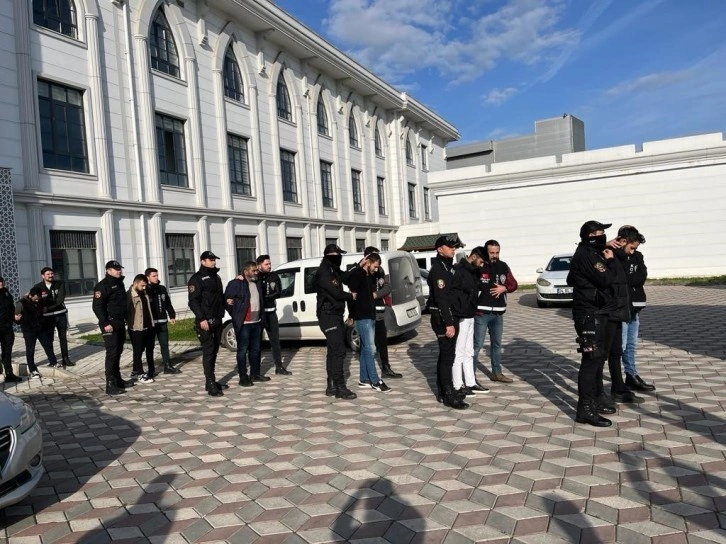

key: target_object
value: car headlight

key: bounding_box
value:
[537,278,552,287]
[17,403,37,434]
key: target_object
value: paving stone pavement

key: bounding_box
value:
[2,285,726,543]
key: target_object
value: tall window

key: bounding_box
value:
[421,144,428,171]
[408,183,417,218]
[223,47,244,102]
[317,97,329,136]
[287,237,303,261]
[320,161,334,208]
[349,113,359,147]
[375,127,383,157]
[277,75,292,121]
[228,134,251,196]
[165,234,195,288]
[38,79,88,173]
[280,150,297,203]
[235,235,256,274]
[406,138,415,167]
[356,239,366,252]
[150,9,180,78]
[351,170,363,213]
[424,187,431,220]
[381,239,389,251]
[49,230,96,296]
[156,113,188,187]
[377,176,386,216]
[33,0,78,38]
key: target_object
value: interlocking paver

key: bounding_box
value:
[2,286,726,543]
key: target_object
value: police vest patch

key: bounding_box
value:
[188,285,196,293]
[331,279,339,286]
[437,279,445,289]
[594,262,606,272]
[93,291,102,299]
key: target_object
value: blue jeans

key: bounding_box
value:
[621,313,640,376]
[355,319,379,384]
[235,322,262,377]
[473,313,503,375]
[154,322,171,366]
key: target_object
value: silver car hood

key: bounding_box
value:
[0,392,22,429]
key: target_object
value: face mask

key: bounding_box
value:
[327,254,343,267]
[586,234,607,250]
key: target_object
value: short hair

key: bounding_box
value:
[242,261,258,274]
[484,240,500,253]
[364,246,380,256]
[144,267,158,276]
[366,252,381,264]
[256,254,270,265]
[40,267,53,275]
[132,274,147,285]
[618,226,645,244]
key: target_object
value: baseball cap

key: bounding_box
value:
[105,260,123,270]
[324,244,347,254]
[200,250,220,260]
[579,220,612,239]
[435,234,463,249]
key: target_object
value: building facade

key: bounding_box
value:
[1,0,458,323]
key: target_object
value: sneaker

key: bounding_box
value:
[470,383,490,393]
[370,381,391,392]
[358,380,372,388]
[138,373,154,384]
[30,370,42,378]
[491,373,514,383]
[462,385,476,397]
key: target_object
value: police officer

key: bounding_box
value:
[315,243,357,400]
[256,255,290,375]
[427,234,468,409]
[92,260,131,395]
[188,251,227,397]
[34,267,75,367]
[145,267,181,374]
[0,277,21,383]
[567,221,621,427]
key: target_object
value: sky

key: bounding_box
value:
[272,0,726,150]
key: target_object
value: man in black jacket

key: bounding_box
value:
[92,260,130,395]
[188,251,227,397]
[427,234,468,409]
[257,255,290,375]
[0,277,21,382]
[34,267,75,367]
[315,244,357,400]
[145,268,181,375]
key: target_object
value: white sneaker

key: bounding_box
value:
[371,381,391,392]
[30,370,42,379]
[138,373,154,384]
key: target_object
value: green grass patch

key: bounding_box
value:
[79,318,201,343]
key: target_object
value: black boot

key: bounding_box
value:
[4,373,22,383]
[106,378,125,396]
[275,364,292,375]
[62,356,75,367]
[625,373,655,392]
[206,380,230,392]
[381,363,402,379]
[576,400,612,427]
[334,379,357,400]
[443,386,469,410]
[206,378,224,397]
[163,362,181,374]
[116,375,135,388]
[595,394,616,415]
[325,377,336,397]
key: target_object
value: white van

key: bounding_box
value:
[221,251,423,351]
[410,250,467,271]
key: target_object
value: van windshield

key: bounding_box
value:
[388,256,418,304]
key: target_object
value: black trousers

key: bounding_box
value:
[46,313,70,359]
[319,314,346,384]
[130,329,155,375]
[574,313,618,403]
[196,322,222,381]
[0,327,15,374]
[103,320,126,381]
[374,318,389,367]
[431,310,459,393]
[262,310,282,366]
[606,320,627,394]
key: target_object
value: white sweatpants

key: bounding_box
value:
[453,317,476,389]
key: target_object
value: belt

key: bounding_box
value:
[476,306,505,313]
[264,308,277,312]
[155,318,168,323]
[46,309,68,316]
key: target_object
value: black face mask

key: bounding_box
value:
[327,254,343,267]
[586,234,607,250]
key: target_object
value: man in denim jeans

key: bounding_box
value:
[473,240,518,384]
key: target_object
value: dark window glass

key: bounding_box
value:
[150,9,180,78]
[375,127,383,157]
[155,113,188,187]
[286,237,302,262]
[349,114,359,147]
[281,150,297,203]
[37,79,88,173]
[228,134,251,196]
[321,161,334,208]
[352,170,363,213]
[406,138,414,166]
[165,234,194,288]
[421,144,428,171]
[317,97,329,136]
[381,239,389,251]
[49,230,96,296]
[356,239,365,252]
[424,187,431,220]
[277,76,292,121]
[408,183,417,218]
[235,235,256,274]
[33,0,78,38]
[223,48,244,101]
[377,176,386,216]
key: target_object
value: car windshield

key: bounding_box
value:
[547,256,572,272]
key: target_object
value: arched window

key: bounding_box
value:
[375,127,383,157]
[317,97,329,136]
[149,8,180,78]
[349,113,359,147]
[33,0,78,39]
[223,47,244,102]
[406,137,415,166]
[277,75,292,121]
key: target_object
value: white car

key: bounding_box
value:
[535,253,574,307]
[419,268,430,310]
[0,391,44,509]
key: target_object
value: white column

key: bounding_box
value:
[295,101,310,217]
[100,209,116,270]
[224,217,235,275]
[198,216,209,254]
[149,212,166,281]
[26,204,45,273]
[257,219,268,255]
[186,57,207,208]
[86,12,112,198]
[248,84,267,214]
[212,67,232,210]
[133,34,161,203]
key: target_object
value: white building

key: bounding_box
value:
[0,0,458,323]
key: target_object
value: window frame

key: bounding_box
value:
[377,176,386,216]
[317,97,329,136]
[375,127,384,158]
[408,183,417,219]
[421,144,428,171]
[49,230,97,297]
[149,8,181,79]
[33,0,78,39]
[406,138,415,167]
[235,235,257,274]
[286,237,303,262]
[228,133,252,196]
[351,169,363,213]
[424,187,431,220]
[280,149,298,204]
[277,75,293,121]
[223,47,244,102]
[320,160,334,209]
[155,113,188,188]
[165,233,195,288]
[349,113,359,148]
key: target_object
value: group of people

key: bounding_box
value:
[0,269,75,383]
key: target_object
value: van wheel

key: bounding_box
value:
[345,325,361,352]
[221,321,237,351]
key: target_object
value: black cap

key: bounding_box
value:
[435,234,463,249]
[579,220,612,239]
[200,251,220,260]
[105,260,123,270]
[324,244,346,255]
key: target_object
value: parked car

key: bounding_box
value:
[0,391,44,510]
[535,253,574,307]
[221,251,423,352]
[419,268,430,310]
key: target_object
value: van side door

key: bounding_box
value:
[274,268,300,341]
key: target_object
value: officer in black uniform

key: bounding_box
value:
[92,260,131,395]
[0,277,22,383]
[188,250,227,397]
[256,254,290,375]
[315,243,357,400]
[567,220,621,427]
[427,234,468,409]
